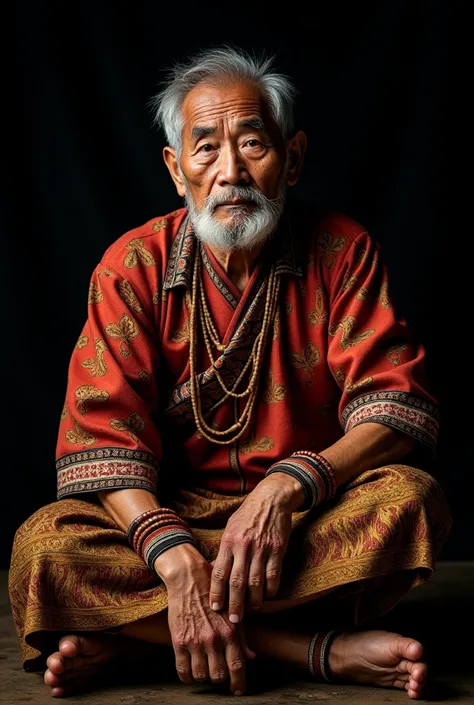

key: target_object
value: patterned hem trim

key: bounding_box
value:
[56,447,159,498]
[57,477,156,499]
[341,391,439,453]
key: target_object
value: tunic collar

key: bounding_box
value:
[163,207,303,291]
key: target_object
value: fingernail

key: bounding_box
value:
[211,602,220,611]
[229,613,240,623]
[234,690,243,696]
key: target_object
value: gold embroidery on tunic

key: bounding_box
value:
[81,339,108,377]
[88,282,103,305]
[124,238,156,269]
[105,315,139,357]
[387,343,408,366]
[344,376,373,394]
[329,315,375,350]
[291,343,320,386]
[240,433,274,454]
[309,286,328,326]
[152,218,167,232]
[110,412,146,443]
[65,418,96,446]
[76,335,89,350]
[118,281,143,313]
[379,281,391,309]
[356,287,369,302]
[319,231,347,268]
[343,274,358,291]
[75,385,110,416]
[263,371,286,404]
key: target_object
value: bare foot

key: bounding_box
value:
[44,633,122,697]
[328,630,427,699]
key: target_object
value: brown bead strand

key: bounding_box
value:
[199,294,259,399]
[128,508,178,546]
[192,270,280,442]
[131,511,182,552]
[189,245,280,444]
[135,518,191,558]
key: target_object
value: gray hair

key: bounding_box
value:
[150,46,297,154]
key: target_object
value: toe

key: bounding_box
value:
[44,669,62,687]
[405,640,423,661]
[411,662,428,683]
[50,685,66,698]
[390,637,423,662]
[46,653,65,674]
[407,685,423,700]
[59,635,81,658]
[393,677,409,690]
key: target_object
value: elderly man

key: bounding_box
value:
[10,47,450,700]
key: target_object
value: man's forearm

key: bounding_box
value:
[258,423,415,511]
[97,488,160,532]
[319,422,416,490]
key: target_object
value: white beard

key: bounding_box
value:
[183,180,287,253]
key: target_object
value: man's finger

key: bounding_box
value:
[247,552,265,611]
[206,646,228,685]
[228,551,249,624]
[225,639,246,695]
[190,647,209,683]
[265,551,282,598]
[209,545,233,611]
[174,647,193,684]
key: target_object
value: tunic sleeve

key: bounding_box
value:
[56,263,162,499]
[326,229,439,459]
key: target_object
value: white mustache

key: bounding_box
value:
[200,187,277,213]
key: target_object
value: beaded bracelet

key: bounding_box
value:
[128,508,180,547]
[135,517,191,557]
[265,451,337,512]
[127,508,197,571]
[132,514,189,553]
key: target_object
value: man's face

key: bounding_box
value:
[179,81,286,218]
[164,80,306,252]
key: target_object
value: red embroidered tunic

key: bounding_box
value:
[56,205,438,499]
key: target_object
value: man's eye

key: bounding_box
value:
[246,140,262,147]
[199,144,214,152]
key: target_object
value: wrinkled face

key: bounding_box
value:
[164,81,306,252]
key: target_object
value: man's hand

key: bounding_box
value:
[155,545,254,695]
[209,472,303,623]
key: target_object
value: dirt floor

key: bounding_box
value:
[1,562,473,705]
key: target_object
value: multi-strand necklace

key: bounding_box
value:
[189,245,280,445]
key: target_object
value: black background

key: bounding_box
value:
[5,1,462,568]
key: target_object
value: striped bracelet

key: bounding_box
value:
[135,517,191,557]
[265,451,337,512]
[143,526,198,571]
[127,508,178,547]
[127,508,197,571]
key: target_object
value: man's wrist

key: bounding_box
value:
[260,472,305,512]
[154,542,209,584]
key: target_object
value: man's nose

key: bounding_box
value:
[216,145,250,186]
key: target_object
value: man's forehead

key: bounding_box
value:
[182,81,270,131]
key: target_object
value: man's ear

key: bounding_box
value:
[286,131,307,186]
[163,147,186,197]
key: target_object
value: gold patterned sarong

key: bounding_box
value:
[9,465,451,671]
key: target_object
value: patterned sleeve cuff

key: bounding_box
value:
[265,451,336,512]
[56,447,159,498]
[341,391,439,459]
